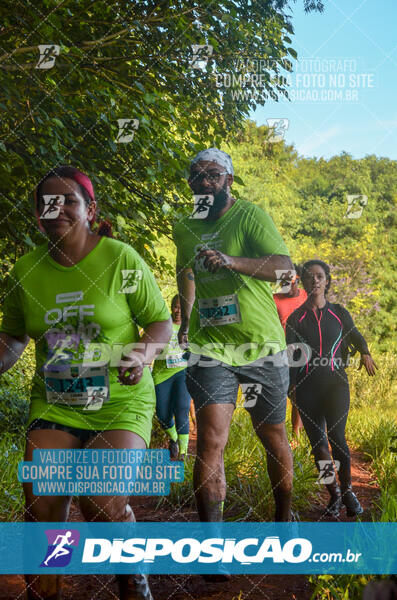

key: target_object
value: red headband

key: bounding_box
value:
[72,171,95,202]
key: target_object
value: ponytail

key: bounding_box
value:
[97,219,113,238]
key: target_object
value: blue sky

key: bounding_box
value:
[251,0,396,160]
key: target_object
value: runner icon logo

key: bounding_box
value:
[36,45,60,69]
[191,195,214,219]
[116,119,140,143]
[40,529,80,567]
[345,194,368,219]
[266,119,289,143]
[317,460,340,485]
[118,270,143,294]
[84,386,108,411]
[241,383,262,408]
[40,195,65,219]
[274,269,296,294]
[190,45,213,70]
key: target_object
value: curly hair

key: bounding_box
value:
[301,260,332,295]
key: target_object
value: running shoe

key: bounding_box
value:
[169,439,179,459]
[342,488,364,517]
[324,494,342,518]
[118,574,154,600]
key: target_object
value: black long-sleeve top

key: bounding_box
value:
[286,301,370,387]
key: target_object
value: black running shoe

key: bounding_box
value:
[325,494,342,518]
[342,488,364,517]
[169,439,179,459]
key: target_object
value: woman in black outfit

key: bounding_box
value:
[286,260,377,517]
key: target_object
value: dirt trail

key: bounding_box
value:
[0,439,380,600]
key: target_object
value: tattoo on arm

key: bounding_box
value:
[187,273,194,280]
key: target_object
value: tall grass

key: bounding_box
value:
[0,342,33,521]
[166,397,319,521]
[0,433,25,521]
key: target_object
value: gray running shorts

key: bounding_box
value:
[186,350,289,425]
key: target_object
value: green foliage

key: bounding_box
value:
[0,0,316,277]
[0,340,35,434]
[227,121,397,351]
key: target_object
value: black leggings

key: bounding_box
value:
[155,370,190,435]
[295,373,351,488]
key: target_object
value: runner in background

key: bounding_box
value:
[286,260,377,518]
[273,264,307,440]
[0,166,172,600]
[152,295,191,460]
[173,148,294,530]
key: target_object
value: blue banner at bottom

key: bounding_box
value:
[0,522,396,575]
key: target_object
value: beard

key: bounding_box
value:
[207,181,228,219]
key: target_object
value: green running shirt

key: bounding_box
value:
[0,237,170,439]
[152,322,187,386]
[172,198,289,366]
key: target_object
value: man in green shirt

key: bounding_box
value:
[173,148,294,526]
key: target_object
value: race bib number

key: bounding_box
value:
[44,362,109,411]
[198,294,242,327]
[166,353,187,369]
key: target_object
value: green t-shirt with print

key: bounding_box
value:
[0,237,170,438]
[152,321,187,386]
[172,198,289,366]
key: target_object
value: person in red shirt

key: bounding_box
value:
[273,264,307,439]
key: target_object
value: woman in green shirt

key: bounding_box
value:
[0,166,172,600]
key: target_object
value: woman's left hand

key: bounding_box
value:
[359,354,378,376]
[117,351,145,385]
